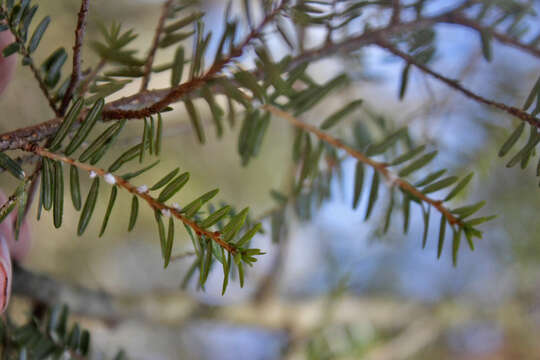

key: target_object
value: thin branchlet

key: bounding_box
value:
[443,12,540,59]
[140,0,174,92]
[391,0,401,25]
[22,143,237,254]
[105,0,291,119]
[262,104,463,227]
[59,0,90,115]
[375,39,540,128]
[0,5,61,116]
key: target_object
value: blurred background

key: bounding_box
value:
[2,0,540,359]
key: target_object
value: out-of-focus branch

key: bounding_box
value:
[11,264,438,331]
[13,264,126,321]
[12,264,486,360]
[364,317,442,360]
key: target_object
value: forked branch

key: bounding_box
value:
[108,0,290,119]
[1,2,537,152]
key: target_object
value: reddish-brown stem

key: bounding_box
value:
[22,143,236,254]
[262,104,462,226]
[27,61,61,117]
[140,0,174,92]
[375,39,540,129]
[0,8,60,116]
[59,0,90,115]
[443,13,540,59]
[106,0,290,119]
[391,0,400,25]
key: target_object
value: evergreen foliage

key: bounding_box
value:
[0,0,538,357]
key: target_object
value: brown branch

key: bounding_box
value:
[59,0,90,115]
[0,15,498,151]
[375,39,540,129]
[27,61,61,117]
[140,0,174,92]
[12,264,128,322]
[22,143,237,254]
[11,263,441,329]
[98,14,452,120]
[0,117,65,151]
[0,0,289,151]
[0,88,154,151]
[261,104,463,227]
[391,0,400,25]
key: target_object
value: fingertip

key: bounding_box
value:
[10,219,31,262]
[0,236,12,313]
[0,190,31,263]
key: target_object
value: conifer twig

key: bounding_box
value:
[140,0,174,92]
[104,0,290,120]
[27,60,61,117]
[0,7,60,116]
[59,0,90,115]
[443,13,540,59]
[261,104,462,227]
[22,143,237,254]
[375,39,540,128]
